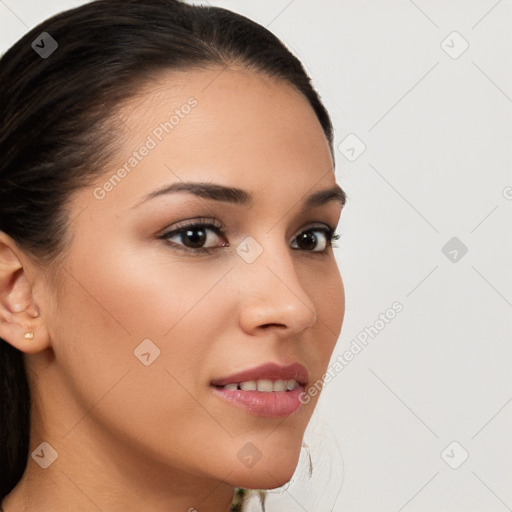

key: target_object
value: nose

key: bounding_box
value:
[236,237,317,338]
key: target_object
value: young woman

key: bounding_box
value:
[0,1,347,510]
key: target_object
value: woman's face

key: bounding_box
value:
[34,67,345,493]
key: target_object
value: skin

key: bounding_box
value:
[0,66,345,512]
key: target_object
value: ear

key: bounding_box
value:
[0,231,51,354]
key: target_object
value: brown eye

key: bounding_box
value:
[158,220,228,254]
[175,227,208,249]
[291,226,338,252]
[296,231,320,251]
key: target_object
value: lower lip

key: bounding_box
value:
[210,385,305,418]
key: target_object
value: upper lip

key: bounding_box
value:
[210,362,308,387]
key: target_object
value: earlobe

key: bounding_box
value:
[0,232,50,354]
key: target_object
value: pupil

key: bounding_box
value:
[183,228,206,248]
[298,232,316,250]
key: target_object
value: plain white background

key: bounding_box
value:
[1,1,511,511]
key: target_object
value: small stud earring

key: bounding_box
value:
[24,332,34,341]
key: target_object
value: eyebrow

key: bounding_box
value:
[134,181,347,211]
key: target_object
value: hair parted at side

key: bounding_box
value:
[0,0,334,501]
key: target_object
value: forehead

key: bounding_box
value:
[117,65,332,161]
[86,66,336,212]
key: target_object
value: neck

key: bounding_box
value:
[2,357,240,512]
[2,414,237,512]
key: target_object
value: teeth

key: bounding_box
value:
[257,379,274,392]
[240,380,257,391]
[221,379,298,392]
[273,379,287,392]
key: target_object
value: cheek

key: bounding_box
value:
[59,237,235,338]
[325,269,345,342]
[306,262,345,360]
[48,248,243,468]
[51,254,239,414]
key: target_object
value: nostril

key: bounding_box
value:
[261,323,286,329]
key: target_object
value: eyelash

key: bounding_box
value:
[157,218,340,256]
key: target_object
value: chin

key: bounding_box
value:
[228,443,302,490]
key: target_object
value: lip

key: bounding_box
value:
[210,362,309,387]
[209,362,309,418]
[210,384,305,418]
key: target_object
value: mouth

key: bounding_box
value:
[209,362,308,418]
[211,378,301,392]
